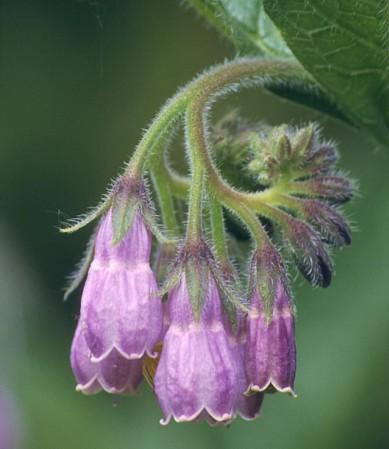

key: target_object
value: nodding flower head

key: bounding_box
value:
[245,243,296,396]
[70,200,163,395]
[154,241,261,425]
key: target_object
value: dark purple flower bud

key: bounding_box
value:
[301,200,351,247]
[291,176,354,204]
[303,144,338,175]
[284,218,333,288]
[80,209,162,362]
[153,243,177,285]
[245,280,296,396]
[70,324,143,394]
[154,273,249,425]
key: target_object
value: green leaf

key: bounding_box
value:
[264,0,389,147]
[186,0,291,56]
[186,0,353,125]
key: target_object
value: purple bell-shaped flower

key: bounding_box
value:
[70,208,163,394]
[245,246,296,396]
[154,272,254,425]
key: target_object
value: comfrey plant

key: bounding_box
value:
[62,57,355,425]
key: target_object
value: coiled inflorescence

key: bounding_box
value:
[62,58,355,425]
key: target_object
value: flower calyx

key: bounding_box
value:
[160,239,244,322]
[249,241,293,323]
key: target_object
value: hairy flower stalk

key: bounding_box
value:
[63,57,355,423]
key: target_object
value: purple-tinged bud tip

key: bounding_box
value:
[294,176,354,204]
[284,218,332,288]
[302,200,351,247]
[249,242,289,319]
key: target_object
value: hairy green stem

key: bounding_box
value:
[126,102,187,179]
[218,191,269,247]
[126,57,314,177]
[207,190,229,262]
[150,156,180,236]
[185,101,205,241]
[147,124,181,236]
[125,57,316,246]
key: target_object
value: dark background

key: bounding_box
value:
[1,1,388,448]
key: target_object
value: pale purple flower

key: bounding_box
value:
[71,208,163,394]
[245,281,296,396]
[154,273,259,425]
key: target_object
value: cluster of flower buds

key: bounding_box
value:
[214,119,354,286]
[66,121,354,425]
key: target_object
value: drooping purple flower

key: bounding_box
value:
[71,208,163,394]
[245,279,296,396]
[70,324,143,395]
[154,272,254,425]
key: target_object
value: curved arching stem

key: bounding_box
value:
[125,57,319,247]
[126,57,316,178]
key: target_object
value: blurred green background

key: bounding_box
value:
[1,1,389,448]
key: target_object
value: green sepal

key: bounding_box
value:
[59,196,111,234]
[250,243,292,323]
[209,263,247,314]
[142,207,179,246]
[249,257,275,323]
[185,259,209,322]
[209,263,247,330]
[256,266,276,323]
[157,265,182,299]
[63,225,97,301]
[111,190,138,245]
[153,242,178,285]
[291,125,314,160]
[276,133,292,162]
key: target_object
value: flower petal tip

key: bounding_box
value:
[90,345,146,363]
[246,382,297,398]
